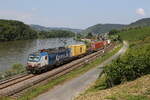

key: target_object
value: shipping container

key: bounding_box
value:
[68,44,86,56]
[47,48,70,65]
[91,41,105,51]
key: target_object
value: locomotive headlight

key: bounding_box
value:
[27,63,31,66]
[37,63,41,66]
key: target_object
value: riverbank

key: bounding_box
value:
[0,64,26,80]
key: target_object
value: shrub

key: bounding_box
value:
[0,63,26,80]
[12,63,26,74]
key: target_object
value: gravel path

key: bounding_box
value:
[34,41,128,100]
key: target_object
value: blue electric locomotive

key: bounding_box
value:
[26,47,71,73]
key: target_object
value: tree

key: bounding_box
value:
[86,32,93,39]
[109,29,119,35]
[0,19,38,41]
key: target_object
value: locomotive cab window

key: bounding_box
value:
[28,56,40,62]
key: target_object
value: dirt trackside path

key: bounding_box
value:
[34,41,128,100]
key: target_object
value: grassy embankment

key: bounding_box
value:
[0,64,26,80]
[0,43,122,100]
[75,27,150,100]
[75,74,150,100]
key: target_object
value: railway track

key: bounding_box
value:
[0,44,115,99]
[0,74,34,90]
[0,73,27,85]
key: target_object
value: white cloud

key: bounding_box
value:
[136,8,145,16]
[31,8,38,12]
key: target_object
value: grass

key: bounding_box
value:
[83,74,107,94]
[0,63,26,80]
[0,97,12,100]
[126,95,150,100]
[0,43,122,100]
[106,94,150,100]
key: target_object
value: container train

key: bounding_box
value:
[26,40,111,74]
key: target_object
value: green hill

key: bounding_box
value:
[129,18,150,27]
[118,27,150,41]
[82,24,126,34]
[83,18,150,35]
[0,19,37,41]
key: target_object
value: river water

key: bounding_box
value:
[0,38,83,72]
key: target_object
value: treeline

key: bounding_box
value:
[38,30,75,38]
[0,19,75,41]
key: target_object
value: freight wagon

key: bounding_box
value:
[90,40,111,51]
[90,41,105,51]
[68,44,86,57]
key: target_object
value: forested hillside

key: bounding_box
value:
[0,19,37,41]
[129,18,150,27]
[82,24,126,34]
[0,19,75,41]
[82,18,150,35]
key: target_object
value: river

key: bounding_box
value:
[0,38,83,72]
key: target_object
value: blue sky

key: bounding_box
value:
[0,0,149,29]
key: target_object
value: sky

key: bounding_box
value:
[0,0,150,29]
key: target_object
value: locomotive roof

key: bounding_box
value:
[30,47,68,55]
[44,47,68,53]
[68,44,85,46]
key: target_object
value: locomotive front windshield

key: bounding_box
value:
[28,55,41,62]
